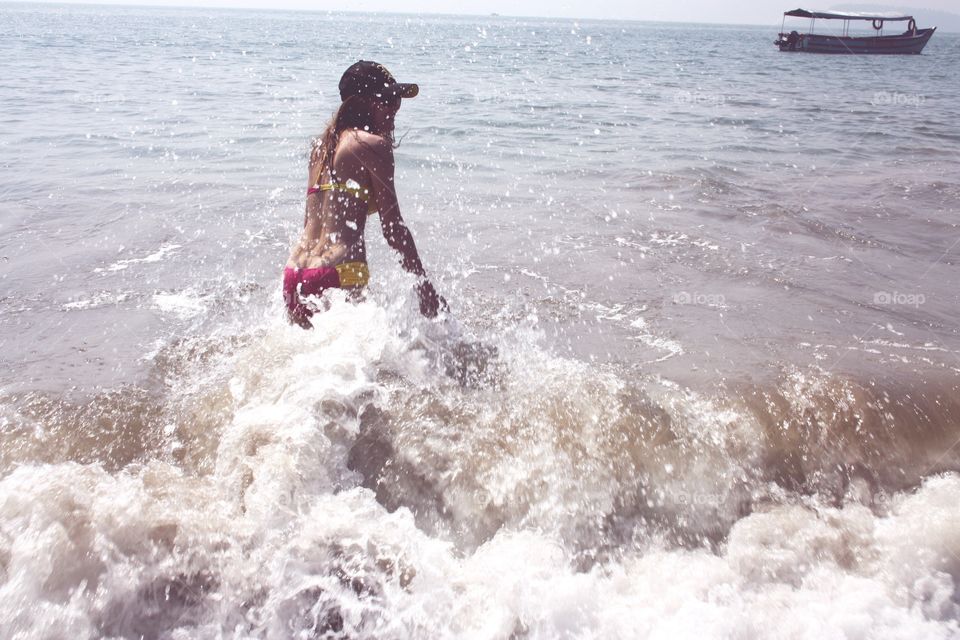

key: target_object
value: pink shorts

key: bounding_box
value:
[282,262,370,328]
[282,267,340,328]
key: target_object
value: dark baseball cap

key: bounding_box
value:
[338,60,419,101]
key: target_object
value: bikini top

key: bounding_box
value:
[307,179,378,215]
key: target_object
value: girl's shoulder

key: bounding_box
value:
[340,130,392,158]
[341,128,388,145]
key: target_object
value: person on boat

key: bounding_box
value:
[786,30,800,50]
[283,61,445,328]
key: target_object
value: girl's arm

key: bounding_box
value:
[365,136,445,317]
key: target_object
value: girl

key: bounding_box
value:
[283,60,444,328]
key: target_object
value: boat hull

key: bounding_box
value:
[777,28,935,54]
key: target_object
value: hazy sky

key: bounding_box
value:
[26,0,960,25]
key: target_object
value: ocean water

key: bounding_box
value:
[2,3,960,638]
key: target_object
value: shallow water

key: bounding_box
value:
[1,4,960,638]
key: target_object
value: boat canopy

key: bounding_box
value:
[783,9,913,21]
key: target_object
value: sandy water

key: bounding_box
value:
[2,4,960,638]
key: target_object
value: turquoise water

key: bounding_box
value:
[1,4,960,638]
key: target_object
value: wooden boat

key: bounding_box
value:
[776,9,935,54]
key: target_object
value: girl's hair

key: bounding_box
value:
[310,95,396,179]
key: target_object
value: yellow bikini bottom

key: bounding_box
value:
[333,261,370,288]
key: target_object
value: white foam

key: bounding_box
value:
[3,461,958,638]
[1,295,958,638]
[62,291,131,311]
[152,290,206,319]
[95,243,182,273]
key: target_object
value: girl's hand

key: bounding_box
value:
[416,280,447,318]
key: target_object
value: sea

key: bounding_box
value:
[2,3,960,638]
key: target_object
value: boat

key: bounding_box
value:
[775,9,935,54]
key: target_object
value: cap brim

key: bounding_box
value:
[396,83,419,98]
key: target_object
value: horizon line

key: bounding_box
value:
[4,0,783,27]
[8,0,959,32]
